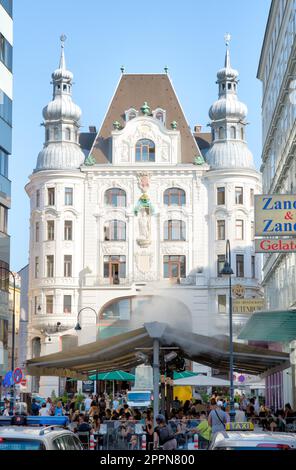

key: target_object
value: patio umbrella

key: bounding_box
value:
[173,371,199,380]
[88,370,135,381]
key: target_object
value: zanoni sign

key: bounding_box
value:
[255,194,296,237]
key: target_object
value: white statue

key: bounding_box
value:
[138,207,151,241]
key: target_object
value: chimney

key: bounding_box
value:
[194,124,202,133]
[89,126,97,133]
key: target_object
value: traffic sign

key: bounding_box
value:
[13,368,23,384]
[21,378,27,387]
[2,371,13,388]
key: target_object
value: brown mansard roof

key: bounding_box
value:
[89,74,201,164]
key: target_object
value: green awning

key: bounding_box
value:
[88,370,135,381]
[173,371,198,379]
[238,310,296,342]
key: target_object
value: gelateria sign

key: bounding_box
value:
[255,194,296,236]
[255,238,296,253]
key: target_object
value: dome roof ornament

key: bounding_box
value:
[59,34,67,70]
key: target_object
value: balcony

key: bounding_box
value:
[83,276,132,288]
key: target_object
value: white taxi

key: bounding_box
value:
[0,426,83,450]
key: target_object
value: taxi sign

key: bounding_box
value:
[225,422,254,431]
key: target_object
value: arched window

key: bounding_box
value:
[104,220,126,241]
[135,139,155,162]
[46,129,50,141]
[164,188,186,206]
[65,128,71,140]
[164,220,186,241]
[104,188,126,207]
[219,127,225,139]
[230,126,236,139]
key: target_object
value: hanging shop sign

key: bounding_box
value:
[255,238,296,253]
[232,298,265,314]
[255,194,296,237]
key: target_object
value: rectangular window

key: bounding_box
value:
[47,188,55,206]
[46,255,54,278]
[47,220,55,241]
[36,190,40,208]
[64,255,72,277]
[65,188,73,206]
[0,261,9,291]
[35,222,40,242]
[46,295,53,314]
[163,255,186,279]
[235,187,243,204]
[104,255,126,284]
[217,220,225,240]
[250,188,254,206]
[0,89,12,126]
[251,256,255,279]
[64,221,73,241]
[0,33,13,72]
[34,296,38,315]
[35,257,39,279]
[217,255,226,277]
[251,221,254,240]
[63,295,72,314]
[0,204,8,233]
[218,295,227,314]
[217,187,225,205]
[236,255,244,278]
[235,220,244,240]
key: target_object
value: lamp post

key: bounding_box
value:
[220,240,235,422]
[1,268,16,416]
[74,307,98,393]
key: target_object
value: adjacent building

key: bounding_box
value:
[0,0,12,380]
[257,0,296,408]
[26,37,261,397]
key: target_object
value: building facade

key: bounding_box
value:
[0,0,12,380]
[258,0,296,408]
[26,38,261,397]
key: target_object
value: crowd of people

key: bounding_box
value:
[1,391,296,449]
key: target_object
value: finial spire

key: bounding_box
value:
[224,32,231,68]
[59,34,67,70]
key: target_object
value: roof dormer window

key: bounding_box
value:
[153,108,166,125]
[125,108,138,121]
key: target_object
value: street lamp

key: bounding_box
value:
[74,307,97,331]
[0,268,16,416]
[220,239,235,422]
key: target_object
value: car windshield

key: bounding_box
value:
[0,439,45,450]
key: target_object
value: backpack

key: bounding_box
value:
[158,425,175,445]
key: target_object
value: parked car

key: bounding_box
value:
[0,426,83,450]
[210,429,296,450]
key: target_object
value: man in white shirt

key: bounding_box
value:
[234,402,247,422]
[84,395,92,413]
[39,403,50,416]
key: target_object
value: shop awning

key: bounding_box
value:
[238,310,296,342]
[26,322,290,380]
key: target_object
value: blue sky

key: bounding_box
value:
[10,0,271,271]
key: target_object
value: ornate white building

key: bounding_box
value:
[25,38,261,396]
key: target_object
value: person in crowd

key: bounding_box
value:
[89,400,99,417]
[111,410,119,420]
[172,396,181,411]
[208,400,229,435]
[112,396,119,411]
[84,394,92,414]
[39,402,50,416]
[68,413,79,432]
[3,399,10,416]
[240,394,249,411]
[234,403,247,422]
[31,398,40,416]
[130,435,138,450]
[77,415,92,447]
[54,400,64,416]
[92,414,101,433]
[154,414,177,450]
[144,410,154,451]
[284,403,295,423]
[194,411,212,449]
[175,416,188,447]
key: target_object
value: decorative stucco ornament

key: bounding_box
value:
[194,155,205,165]
[141,102,151,116]
[84,154,96,166]
[137,171,151,193]
[170,121,178,129]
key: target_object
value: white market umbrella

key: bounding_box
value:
[173,375,230,387]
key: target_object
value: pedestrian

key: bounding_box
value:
[194,412,212,449]
[54,401,64,416]
[208,400,229,435]
[154,414,177,450]
[84,394,92,413]
[39,403,50,416]
[31,398,40,416]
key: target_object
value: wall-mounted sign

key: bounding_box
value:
[255,194,296,236]
[255,238,296,253]
[233,298,265,314]
[232,284,246,298]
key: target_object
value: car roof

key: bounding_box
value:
[0,427,74,439]
[213,432,296,447]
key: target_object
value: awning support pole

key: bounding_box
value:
[153,338,160,428]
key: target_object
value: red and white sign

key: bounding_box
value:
[255,238,296,253]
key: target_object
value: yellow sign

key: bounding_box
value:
[232,284,245,298]
[255,194,296,236]
[233,298,265,314]
[225,422,254,431]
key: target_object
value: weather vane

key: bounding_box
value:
[224,33,231,47]
[60,34,67,48]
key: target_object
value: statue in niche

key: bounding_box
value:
[138,207,151,242]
